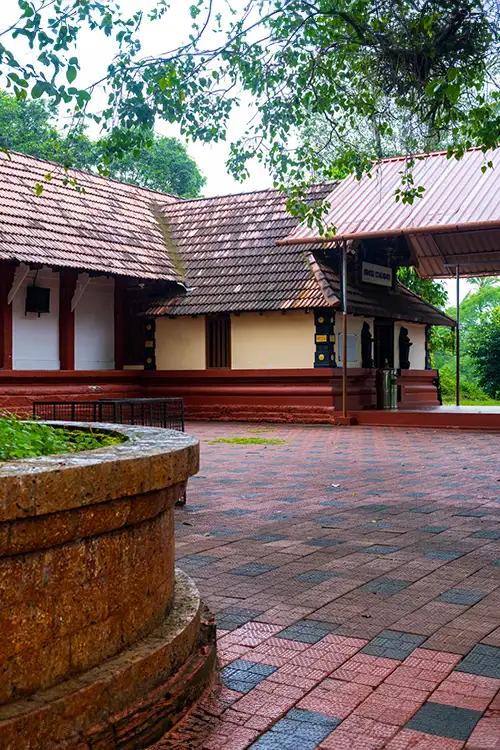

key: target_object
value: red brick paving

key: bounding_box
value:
[384,729,465,749]
[152,422,500,749]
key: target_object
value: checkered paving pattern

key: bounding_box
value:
[152,422,500,749]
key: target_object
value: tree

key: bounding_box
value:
[468,276,500,290]
[1,1,498,227]
[96,129,205,197]
[0,89,95,167]
[459,283,500,334]
[468,306,500,397]
[431,281,500,402]
[397,267,448,308]
[0,90,205,197]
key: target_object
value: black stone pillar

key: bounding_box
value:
[314,309,335,367]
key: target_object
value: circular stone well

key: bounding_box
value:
[0,423,216,749]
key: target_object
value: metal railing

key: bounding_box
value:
[32,397,187,504]
[32,397,184,432]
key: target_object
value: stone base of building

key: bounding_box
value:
[0,367,440,424]
[148,368,440,423]
[0,571,216,750]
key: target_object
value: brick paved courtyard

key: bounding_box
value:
[154,422,500,750]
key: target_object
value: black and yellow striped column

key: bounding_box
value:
[314,309,335,367]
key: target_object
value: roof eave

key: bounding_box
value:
[278,219,500,246]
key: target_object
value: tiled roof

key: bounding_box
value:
[0,150,454,326]
[147,184,339,316]
[147,188,454,326]
[0,150,182,282]
[315,257,455,326]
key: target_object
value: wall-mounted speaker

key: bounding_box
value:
[25,286,50,315]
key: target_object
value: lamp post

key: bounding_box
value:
[341,239,348,419]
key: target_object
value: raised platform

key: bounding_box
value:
[0,423,216,749]
[2,369,495,429]
[350,405,500,430]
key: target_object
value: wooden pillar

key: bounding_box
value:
[114,277,125,370]
[144,318,156,371]
[59,269,78,370]
[0,262,16,369]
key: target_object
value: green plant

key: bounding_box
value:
[468,306,500,398]
[437,362,496,404]
[208,437,286,446]
[0,415,122,461]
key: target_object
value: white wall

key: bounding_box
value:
[336,316,374,368]
[231,311,315,369]
[394,322,426,370]
[12,267,60,370]
[75,276,115,370]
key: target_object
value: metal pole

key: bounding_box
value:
[341,240,348,419]
[456,265,460,407]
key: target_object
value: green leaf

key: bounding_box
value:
[66,66,77,83]
[31,82,44,98]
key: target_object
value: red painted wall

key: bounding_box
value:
[0,367,440,421]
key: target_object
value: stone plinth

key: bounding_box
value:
[0,423,216,749]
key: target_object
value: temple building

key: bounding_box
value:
[3,146,493,422]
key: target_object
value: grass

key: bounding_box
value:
[0,415,122,461]
[443,397,500,406]
[208,436,286,446]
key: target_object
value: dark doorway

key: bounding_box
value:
[374,319,394,368]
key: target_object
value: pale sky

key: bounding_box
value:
[1,0,484,299]
[2,0,272,196]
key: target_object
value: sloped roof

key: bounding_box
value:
[148,188,453,326]
[0,150,183,282]
[281,147,500,278]
[0,150,455,325]
[315,258,455,326]
[147,185,335,315]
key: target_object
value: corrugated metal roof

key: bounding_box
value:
[282,148,500,278]
[0,150,183,283]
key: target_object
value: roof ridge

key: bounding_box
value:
[162,181,337,206]
[373,146,486,165]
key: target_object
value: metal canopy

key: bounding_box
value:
[408,228,500,278]
[280,147,500,279]
[279,146,500,415]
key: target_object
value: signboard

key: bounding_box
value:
[361,262,393,287]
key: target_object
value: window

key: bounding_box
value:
[206,315,231,368]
